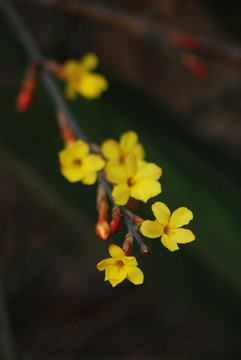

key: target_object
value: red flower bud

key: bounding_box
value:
[110,205,122,233]
[16,90,33,113]
[170,34,198,50]
[122,232,133,256]
[183,54,208,80]
[16,61,39,113]
[96,219,110,241]
[110,218,122,234]
[132,214,144,225]
[141,245,149,255]
[57,112,76,147]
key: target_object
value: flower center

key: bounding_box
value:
[73,158,82,167]
[116,260,124,271]
[119,153,127,164]
[127,177,135,187]
[164,225,171,235]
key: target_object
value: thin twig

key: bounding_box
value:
[98,173,148,252]
[0,0,148,251]
[10,0,241,66]
[0,0,88,143]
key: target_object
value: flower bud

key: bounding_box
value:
[46,59,65,80]
[170,34,198,50]
[57,112,76,147]
[132,214,144,225]
[110,218,121,234]
[122,232,133,256]
[183,54,208,80]
[96,219,110,241]
[110,205,122,233]
[96,184,108,213]
[16,90,33,113]
[141,245,149,255]
[16,61,39,113]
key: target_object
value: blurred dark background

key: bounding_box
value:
[0,0,241,359]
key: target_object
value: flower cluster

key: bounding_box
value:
[17,53,196,288]
[47,53,108,100]
[16,53,108,113]
[58,125,196,287]
[15,49,196,285]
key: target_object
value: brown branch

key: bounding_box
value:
[10,0,241,66]
[1,0,149,253]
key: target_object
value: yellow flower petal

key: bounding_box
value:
[125,153,137,177]
[161,234,179,252]
[133,143,146,160]
[152,202,170,225]
[78,73,108,99]
[130,180,161,202]
[140,220,163,238]
[81,172,97,185]
[120,131,138,153]
[80,53,98,71]
[169,207,193,228]
[65,83,77,99]
[108,244,125,261]
[101,139,121,161]
[60,166,86,183]
[69,140,89,159]
[128,183,148,202]
[122,256,138,267]
[171,228,195,244]
[86,154,105,171]
[59,149,73,166]
[125,266,144,285]
[136,163,162,181]
[97,258,116,271]
[63,59,79,78]
[109,278,123,287]
[106,165,127,184]
[105,263,126,282]
[112,183,130,205]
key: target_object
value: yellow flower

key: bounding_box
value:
[59,140,105,185]
[97,244,144,287]
[62,53,108,100]
[106,153,162,205]
[140,202,195,252]
[101,130,145,167]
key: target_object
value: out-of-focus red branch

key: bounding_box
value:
[10,0,241,68]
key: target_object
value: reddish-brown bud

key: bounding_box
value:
[96,219,110,241]
[16,90,33,113]
[110,205,122,233]
[141,245,149,255]
[57,112,76,147]
[170,34,198,50]
[96,184,108,213]
[96,184,110,240]
[46,59,65,80]
[132,214,144,225]
[183,54,208,80]
[110,218,122,234]
[16,61,39,113]
[122,232,133,256]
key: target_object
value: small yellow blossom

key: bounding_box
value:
[62,53,108,100]
[59,140,105,185]
[97,244,144,287]
[102,130,145,168]
[140,202,195,252]
[106,153,162,205]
